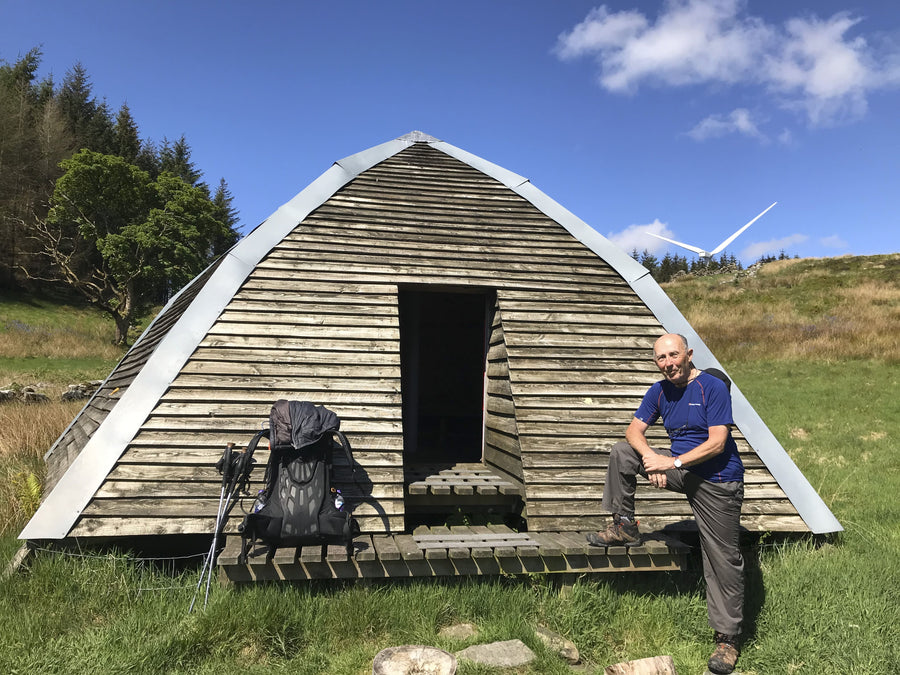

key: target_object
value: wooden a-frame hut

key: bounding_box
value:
[20,132,840,580]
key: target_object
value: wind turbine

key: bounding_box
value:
[646,202,777,264]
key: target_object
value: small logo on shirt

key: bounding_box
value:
[688,403,702,406]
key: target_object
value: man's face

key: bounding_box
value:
[653,335,693,386]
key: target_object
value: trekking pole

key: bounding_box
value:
[190,442,235,612]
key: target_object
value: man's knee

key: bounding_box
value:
[611,440,634,457]
[609,440,641,471]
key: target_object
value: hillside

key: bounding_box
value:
[660,253,900,364]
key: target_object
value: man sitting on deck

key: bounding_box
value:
[588,333,745,675]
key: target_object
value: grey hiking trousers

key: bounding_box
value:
[602,441,745,636]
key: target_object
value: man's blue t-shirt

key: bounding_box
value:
[634,370,744,482]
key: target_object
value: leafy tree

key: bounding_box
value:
[22,149,235,344]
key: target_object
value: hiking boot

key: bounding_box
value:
[708,632,740,674]
[586,514,640,547]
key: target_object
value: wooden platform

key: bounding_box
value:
[404,463,524,514]
[217,524,690,584]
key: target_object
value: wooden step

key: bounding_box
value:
[216,524,689,584]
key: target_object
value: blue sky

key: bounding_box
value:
[3,1,899,264]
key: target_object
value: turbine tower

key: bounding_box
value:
[647,202,777,264]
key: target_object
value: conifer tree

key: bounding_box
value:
[114,103,141,163]
[159,135,203,188]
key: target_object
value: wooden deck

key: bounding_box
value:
[217,524,690,584]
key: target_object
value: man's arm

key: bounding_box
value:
[625,416,670,489]
[641,424,730,476]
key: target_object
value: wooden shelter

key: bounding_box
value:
[21,132,840,580]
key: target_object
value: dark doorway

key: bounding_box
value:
[398,288,494,463]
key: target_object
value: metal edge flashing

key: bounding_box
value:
[20,136,416,541]
[429,137,841,535]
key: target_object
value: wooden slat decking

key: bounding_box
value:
[217,523,690,584]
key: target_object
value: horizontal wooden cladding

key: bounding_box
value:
[504,368,658,387]
[178,360,400,379]
[524,481,794,505]
[505,382,651,398]
[267,247,609,279]
[521,451,766,473]
[501,308,659,335]
[499,288,644,304]
[527,514,809,533]
[319,194,563,228]
[96,477,404,500]
[223,301,398,320]
[215,310,397,329]
[200,335,400,352]
[502,358,658,374]
[508,396,643,412]
[349,168,512,192]
[304,209,574,240]
[157,390,402,408]
[70,515,404,537]
[107,460,402,482]
[280,230,591,260]
[185,347,401,367]
[501,322,662,339]
[127,432,404,453]
[295,220,580,253]
[206,322,399,342]
[505,334,658,350]
[80,497,405,520]
[148,401,402,421]
[140,416,403,435]
[251,263,619,291]
[168,374,400,393]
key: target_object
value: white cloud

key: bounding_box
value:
[555,0,900,127]
[607,218,673,254]
[741,233,809,259]
[688,108,766,140]
[820,234,848,249]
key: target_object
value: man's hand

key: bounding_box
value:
[647,470,667,489]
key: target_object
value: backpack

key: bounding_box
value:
[238,400,359,562]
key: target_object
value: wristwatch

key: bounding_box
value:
[673,458,683,469]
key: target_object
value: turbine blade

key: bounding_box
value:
[711,202,777,255]
[646,231,706,256]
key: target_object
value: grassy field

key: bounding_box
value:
[1,255,898,674]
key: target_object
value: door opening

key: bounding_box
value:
[399,288,494,463]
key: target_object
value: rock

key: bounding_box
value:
[535,625,580,664]
[373,645,457,675]
[455,639,535,669]
[438,623,478,641]
[21,387,50,404]
[61,381,101,401]
[604,654,678,674]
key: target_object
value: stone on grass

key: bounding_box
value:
[535,625,580,664]
[455,639,535,668]
[604,654,678,674]
[372,645,457,675]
